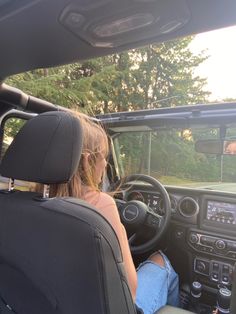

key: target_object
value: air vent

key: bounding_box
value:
[178,197,199,218]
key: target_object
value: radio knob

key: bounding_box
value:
[215,240,226,250]
[190,233,199,244]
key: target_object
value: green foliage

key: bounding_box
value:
[6,36,210,114]
[4,117,26,139]
[116,127,226,184]
[1,118,26,159]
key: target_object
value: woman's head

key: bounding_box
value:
[78,113,109,187]
[50,111,109,198]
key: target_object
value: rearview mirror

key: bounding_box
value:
[195,139,236,155]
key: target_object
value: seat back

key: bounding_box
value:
[0,112,136,314]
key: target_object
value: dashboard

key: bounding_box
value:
[126,189,199,219]
[124,185,236,290]
[125,187,236,231]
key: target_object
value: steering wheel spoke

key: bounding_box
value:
[128,233,137,246]
[145,211,163,230]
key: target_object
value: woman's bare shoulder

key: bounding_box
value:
[98,192,116,206]
[96,192,122,233]
[83,189,119,221]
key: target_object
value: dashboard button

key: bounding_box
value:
[189,233,199,244]
[196,261,206,272]
[212,272,219,282]
[200,236,214,245]
[195,259,210,275]
[205,247,214,253]
[194,244,201,250]
[174,228,184,239]
[228,242,236,252]
[227,251,236,259]
[213,262,220,271]
[147,215,160,227]
[200,236,208,244]
[175,231,184,238]
[222,275,229,284]
[223,265,230,273]
[195,244,203,251]
[215,240,226,250]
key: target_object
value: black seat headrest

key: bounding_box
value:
[0,111,83,184]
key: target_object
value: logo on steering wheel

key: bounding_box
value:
[123,205,139,221]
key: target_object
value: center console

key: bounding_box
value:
[188,232,236,260]
[194,257,233,285]
[186,195,236,287]
[188,230,235,285]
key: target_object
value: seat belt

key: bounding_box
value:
[230,263,236,313]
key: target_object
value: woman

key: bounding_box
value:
[49,112,179,313]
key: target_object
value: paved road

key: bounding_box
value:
[181,182,236,192]
[197,182,236,192]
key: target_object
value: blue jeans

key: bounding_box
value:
[135,251,179,314]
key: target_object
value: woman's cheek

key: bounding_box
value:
[95,163,103,183]
[95,158,107,184]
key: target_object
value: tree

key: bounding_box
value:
[6,36,210,114]
[123,37,210,110]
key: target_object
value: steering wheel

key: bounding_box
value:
[118,174,171,254]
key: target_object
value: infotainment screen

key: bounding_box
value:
[206,201,236,225]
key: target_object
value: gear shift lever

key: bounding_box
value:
[216,287,231,314]
[189,281,202,312]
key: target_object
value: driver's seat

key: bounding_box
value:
[0,111,193,314]
[0,111,136,314]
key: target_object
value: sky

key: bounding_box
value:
[190,25,236,101]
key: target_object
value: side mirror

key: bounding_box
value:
[195,139,236,155]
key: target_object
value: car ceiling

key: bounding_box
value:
[0,0,236,80]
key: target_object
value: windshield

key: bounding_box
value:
[113,125,236,192]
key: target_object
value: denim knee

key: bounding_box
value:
[135,252,179,314]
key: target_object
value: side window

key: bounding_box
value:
[1,117,26,160]
[0,116,27,190]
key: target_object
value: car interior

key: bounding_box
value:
[0,1,236,314]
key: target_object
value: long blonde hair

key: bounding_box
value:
[48,111,109,198]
